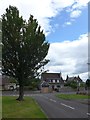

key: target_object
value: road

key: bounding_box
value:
[2,91,90,119]
[32,93,89,119]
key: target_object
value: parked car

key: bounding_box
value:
[8,83,19,91]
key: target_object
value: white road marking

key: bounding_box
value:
[12,95,18,96]
[61,103,75,110]
[87,113,90,115]
[50,99,56,102]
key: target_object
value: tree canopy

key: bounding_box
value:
[2,6,49,100]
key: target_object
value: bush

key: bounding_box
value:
[70,81,77,89]
[64,81,77,89]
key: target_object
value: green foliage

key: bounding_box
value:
[24,78,41,90]
[70,81,77,89]
[56,94,90,100]
[64,81,77,89]
[2,5,49,100]
[80,82,85,87]
[9,77,17,83]
[2,6,49,87]
[86,79,90,87]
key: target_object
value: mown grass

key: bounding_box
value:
[2,96,47,118]
[56,94,90,100]
[0,96,2,119]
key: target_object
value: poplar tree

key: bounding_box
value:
[2,6,49,101]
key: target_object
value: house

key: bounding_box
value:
[2,75,11,90]
[1,75,19,90]
[41,72,64,92]
[66,75,83,83]
[65,75,83,88]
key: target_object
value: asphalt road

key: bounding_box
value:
[32,93,90,118]
[2,91,90,119]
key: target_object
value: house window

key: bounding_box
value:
[57,80,59,83]
[53,80,55,83]
[49,80,51,83]
[51,79,53,83]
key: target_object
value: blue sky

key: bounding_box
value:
[46,7,88,43]
[0,0,89,81]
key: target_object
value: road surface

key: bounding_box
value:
[2,91,90,119]
[32,93,89,119]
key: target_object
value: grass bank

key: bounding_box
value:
[2,96,47,118]
[56,94,90,100]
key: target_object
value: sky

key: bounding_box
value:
[0,0,89,81]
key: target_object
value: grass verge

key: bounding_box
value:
[56,94,90,100]
[2,96,47,118]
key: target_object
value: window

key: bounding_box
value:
[57,80,59,83]
[53,80,55,83]
[51,79,53,83]
[49,80,51,83]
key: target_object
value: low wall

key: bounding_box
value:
[41,87,52,93]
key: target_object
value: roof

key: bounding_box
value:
[66,76,82,82]
[41,73,63,80]
[41,73,63,81]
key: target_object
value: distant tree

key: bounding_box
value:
[86,79,90,88]
[66,75,69,81]
[64,81,77,89]
[27,78,41,90]
[2,6,49,101]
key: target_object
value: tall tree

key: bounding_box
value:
[2,6,49,101]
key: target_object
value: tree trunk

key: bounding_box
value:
[16,84,24,101]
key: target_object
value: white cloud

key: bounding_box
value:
[0,0,89,35]
[45,33,88,81]
[66,22,72,25]
[70,10,82,18]
[72,0,89,9]
[66,0,89,24]
[63,21,72,27]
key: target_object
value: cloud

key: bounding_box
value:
[63,21,72,27]
[45,33,88,81]
[66,0,89,25]
[72,0,89,9]
[70,10,82,18]
[0,0,89,35]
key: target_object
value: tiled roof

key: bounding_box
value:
[67,76,82,82]
[41,73,62,80]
